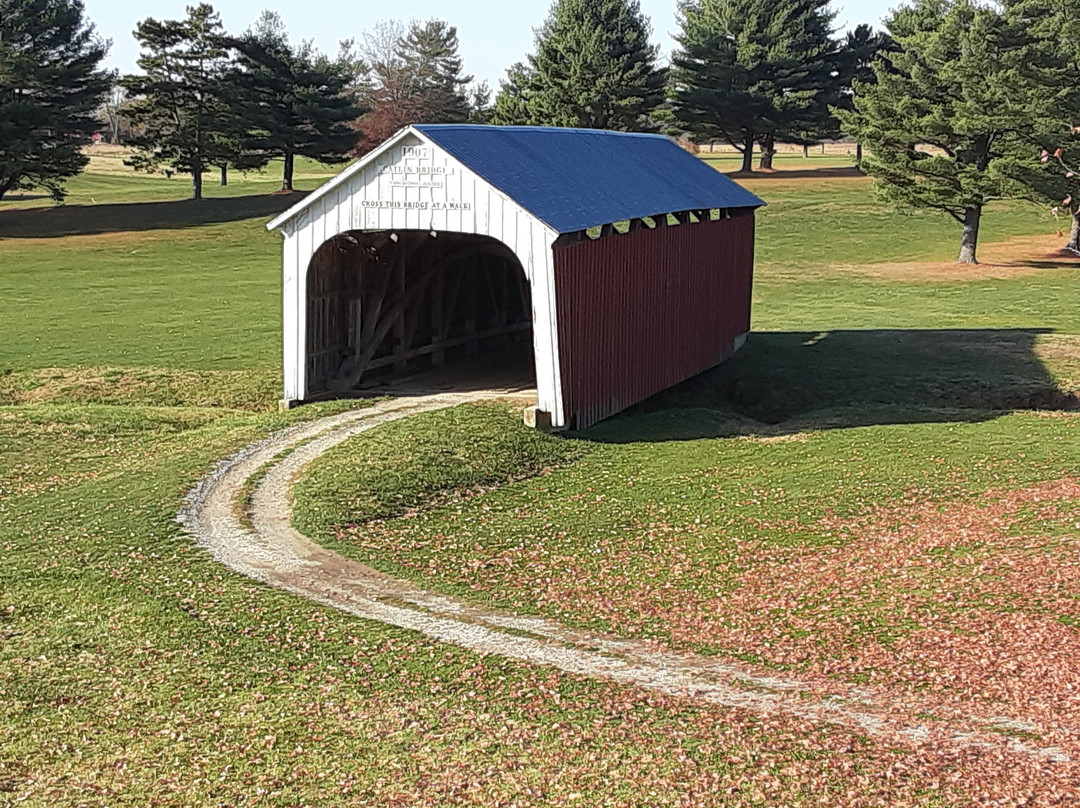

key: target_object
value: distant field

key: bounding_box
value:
[1,146,338,209]
[702,152,855,172]
[3,145,1080,804]
[0,147,1065,377]
[0,152,334,379]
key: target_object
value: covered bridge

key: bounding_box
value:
[267,124,765,429]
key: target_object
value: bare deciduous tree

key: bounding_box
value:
[101,85,128,144]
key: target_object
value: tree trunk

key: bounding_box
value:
[191,163,203,200]
[803,144,810,158]
[282,152,295,192]
[759,134,775,170]
[219,165,228,186]
[1067,210,1080,253]
[957,205,981,264]
[740,132,754,173]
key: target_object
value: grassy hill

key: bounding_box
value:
[2,148,1079,805]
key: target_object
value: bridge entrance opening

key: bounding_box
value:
[305,230,534,397]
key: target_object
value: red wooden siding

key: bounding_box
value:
[553,214,755,428]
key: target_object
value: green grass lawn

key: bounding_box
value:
[748,177,1054,269]
[700,151,856,172]
[0,156,333,379]
[2,150,1080,804]
[0,406,965,806]
[0,152,338,209]
[0,219,281,372]
[1,151,1070,382]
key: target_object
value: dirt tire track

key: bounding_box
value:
[178,392,1072,765]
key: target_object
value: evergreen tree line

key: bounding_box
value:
[121,5,488,198]
[487,0,1080,263]
[0,0,887,203]
[5,0,1080,263]
[0,0,485,201]
[490,0,888,174]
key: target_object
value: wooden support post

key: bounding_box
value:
[400,239,442,372]
[482,255,505,328]
[358,249,396,356]
[465,317,478,356]
[499,260,508,327]
[431,267,445,367]
[350,298,363,358]
[402,279,428,359]
[341,252,445,389]
[464,259,478,357]
[348,247,363,362]
[444,264,463,343]
[393,252,407,371]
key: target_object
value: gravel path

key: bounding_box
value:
[178,392,1071,764]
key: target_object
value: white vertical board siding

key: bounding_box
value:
[281,237,300,403]
[275,128,566,427]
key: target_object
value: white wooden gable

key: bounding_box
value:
[268,127,566,426]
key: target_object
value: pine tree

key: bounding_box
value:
[491,63,540,126]
[467,80,493,124]
[492,0,666,131]
[993,0,1080,250]
[229,11,365,191]
[833,24,893,166]
[395,20,472,124]
[762,0,841,168]
[838,0,1070,264]
[0,0,111,201]
[122,4,237,200]
[671,0,839,173]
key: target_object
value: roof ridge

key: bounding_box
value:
[413,123,667,140]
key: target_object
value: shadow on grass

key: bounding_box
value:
[579,329,1080,443]
[1022,258,1080,270]
[722,166,864,180]
[0,193,307,238]
[2,192,52,203]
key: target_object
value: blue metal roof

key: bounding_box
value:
[413,124,765,234]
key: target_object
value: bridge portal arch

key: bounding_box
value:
[304,229,534,395]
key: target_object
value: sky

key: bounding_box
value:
[85,0,898,89]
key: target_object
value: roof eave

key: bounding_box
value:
[557,200,766,234]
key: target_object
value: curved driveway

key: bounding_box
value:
[178,392,1069,764]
